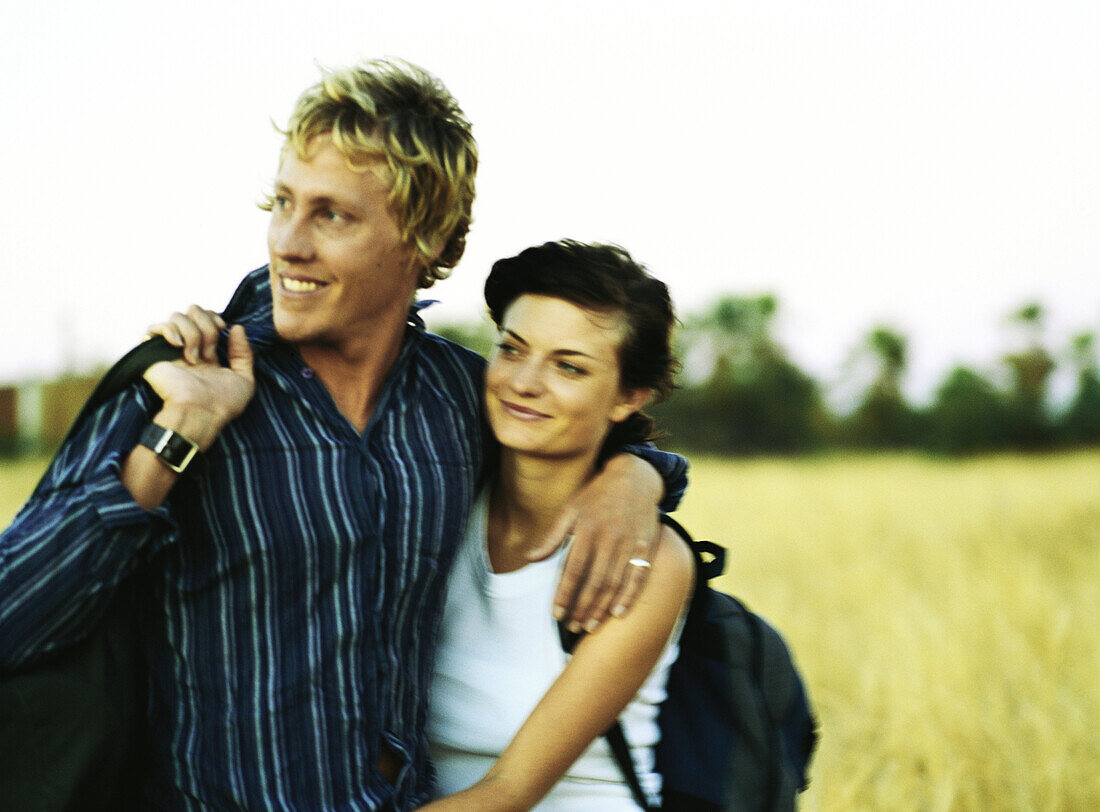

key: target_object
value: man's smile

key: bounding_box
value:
[276,272,330,295]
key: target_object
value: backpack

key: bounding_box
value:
[559,514,818,811]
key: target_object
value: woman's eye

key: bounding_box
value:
[496,342,520,356]
[557,361,587,375]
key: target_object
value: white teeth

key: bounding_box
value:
[283,277,321,293]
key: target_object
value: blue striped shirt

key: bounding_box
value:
[0,267,687,810]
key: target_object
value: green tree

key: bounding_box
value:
[1002,302,1055,448]
[657,295,826,454]
[926,366,1007,454]
[845,326,920,448]
[1062,332,1100,444]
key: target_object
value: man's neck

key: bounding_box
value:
[298,308,411,434]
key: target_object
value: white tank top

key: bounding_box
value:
[427,491,681,810]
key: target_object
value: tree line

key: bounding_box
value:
[435,297,1100,456]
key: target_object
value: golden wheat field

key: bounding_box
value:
[3,451,1098,810]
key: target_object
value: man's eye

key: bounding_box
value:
[274,195,290,210]
[324,210,343,222]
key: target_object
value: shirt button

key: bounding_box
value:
[301,367,314,379]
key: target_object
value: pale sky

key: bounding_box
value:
[3,0,1097,407]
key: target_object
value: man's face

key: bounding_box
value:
[267,135,422,353]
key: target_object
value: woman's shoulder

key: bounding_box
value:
[654,522,696,587]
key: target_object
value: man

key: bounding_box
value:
[0,60,685,809]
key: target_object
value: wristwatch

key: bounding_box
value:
[138,423,200,474]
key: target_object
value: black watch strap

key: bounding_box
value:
[138,423,200,474]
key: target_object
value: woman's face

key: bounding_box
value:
[485,294,649,461]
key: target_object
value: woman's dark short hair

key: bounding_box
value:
[484,240,678,448]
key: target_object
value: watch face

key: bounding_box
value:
[141,424,199,473]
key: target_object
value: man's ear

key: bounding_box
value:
[609,388,654,424]
[418,232,447,266]
[409,238,444,289]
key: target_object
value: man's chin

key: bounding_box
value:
[272,311,312,345]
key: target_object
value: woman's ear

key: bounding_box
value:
[609,388,654,424]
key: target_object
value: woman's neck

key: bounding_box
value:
[487,449,599,573]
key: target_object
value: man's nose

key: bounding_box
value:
[271,215,314,260]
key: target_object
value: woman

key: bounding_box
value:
[422,240,694,811]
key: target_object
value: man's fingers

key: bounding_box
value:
[185,305,225,363]
[145,307,225,364]
[562,543,617,633]
[226,325,254,383]
[611,529,661,616]
[147,321,184,349]
[576,568,618,633]
[548,509,660,630]
[166,312,205,364]
[612,550,654,619]
[552,539,589,626]
[567,531,658,631]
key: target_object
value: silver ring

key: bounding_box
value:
[628,557,652,569]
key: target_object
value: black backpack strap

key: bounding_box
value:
[555,622,653,811]
[660,514,725,585]
[605,722,653,811]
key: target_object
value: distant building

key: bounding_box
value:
[0,386,16,453]
[3,372,103,455]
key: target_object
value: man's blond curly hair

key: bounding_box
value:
[261,59,478,289]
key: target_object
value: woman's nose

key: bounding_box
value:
[509,359,545,395]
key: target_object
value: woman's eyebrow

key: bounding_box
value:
[502,328,607,362]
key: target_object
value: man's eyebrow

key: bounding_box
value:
[272,184,350,210]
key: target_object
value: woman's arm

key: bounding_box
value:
[419,523,695,812]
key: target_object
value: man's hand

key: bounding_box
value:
[528,454,664,633]
[142,324,255,449]
[121,323,254,510]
